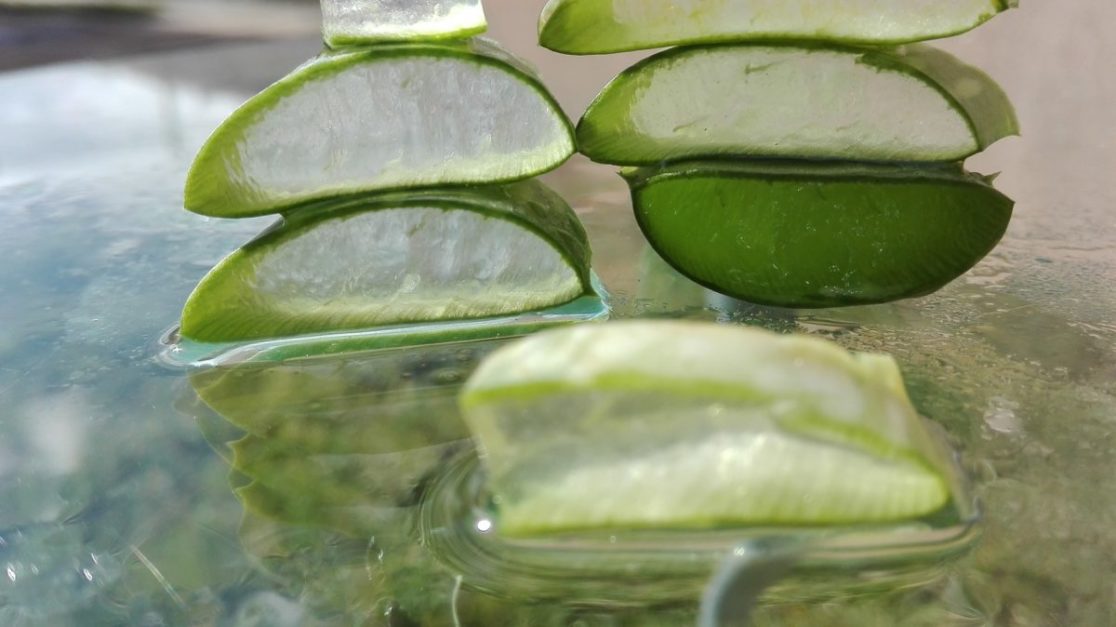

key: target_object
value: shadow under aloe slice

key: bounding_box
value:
[179,181,595,344]
[461,321,957,537]
[626,160,1014,308]
[184,39,574,218]
[577,42,1017,165]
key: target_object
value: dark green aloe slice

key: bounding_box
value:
[578,43,1017,165]
[180,181,594,343]
[185,40,574,218]
[540,0,1017,54]
[627,160,1013,308]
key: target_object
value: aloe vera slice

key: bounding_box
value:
[540,0,1017,54]
[462,321,953,536]
[185,41,574,218]
[628,160,1013,308]
[180,182,593,343]
[578,43,1017,165]
[321,0,487,47]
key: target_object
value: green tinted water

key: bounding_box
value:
[2,20,1115,625]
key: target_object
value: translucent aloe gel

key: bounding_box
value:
[321,0,488,46]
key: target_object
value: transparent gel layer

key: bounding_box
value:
[320,0,487,47]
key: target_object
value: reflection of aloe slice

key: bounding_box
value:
[232,438,457,510]
[185,40,574,217]
[462,322,954,536]
[321,0,487,47]
[540,0,1017,54]
[180,182,594,343]
[578,43,1017,165]
[187,341,485,447]
[235,480,412,538]
[627,161,1013,308]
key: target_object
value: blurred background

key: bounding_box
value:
[0,1,573,69]
[0,0,314,71]
[0,0,653,114]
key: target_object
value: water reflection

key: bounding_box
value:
[190,341,496,624]
[190,340,692,625]
[181,336,988,625]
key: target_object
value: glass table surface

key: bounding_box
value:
[0,2,1114,625]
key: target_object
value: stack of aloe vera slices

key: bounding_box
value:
[542,0,1019,307]
[177,5,600,349]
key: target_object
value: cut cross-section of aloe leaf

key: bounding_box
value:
[627,160,1014,308]
[185,40,575,218]
[180,181,594,343]
[578,43,1017,165]
[462,321,954,536]
[321,0,487,47]
[540,0,1018,54]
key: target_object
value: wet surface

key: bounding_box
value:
[1,1,1115,624]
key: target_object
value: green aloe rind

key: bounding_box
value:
[885,44,1020,151]
[462,321,955,535]
[180,181,595,343]
[626,160,1014,308]
[539,0,1018,54]
[577,42,1018,166]
[185,40,575,218]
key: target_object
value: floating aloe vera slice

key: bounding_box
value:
[185,40,574,218]
[628,160,1013,308]
[540,0,1017,54]
[462,321,953,536]
[321,0,487,47]
[578,43,1017,165]
[180,182,593,343]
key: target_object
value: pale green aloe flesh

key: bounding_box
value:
[185,41,575,218]
[540,0,1018,54]
[321,0,487,47]
[577,43,1018,165]
[180,182,593,343]
[462,321,953,536]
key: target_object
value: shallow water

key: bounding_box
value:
[2,2,1116,624]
